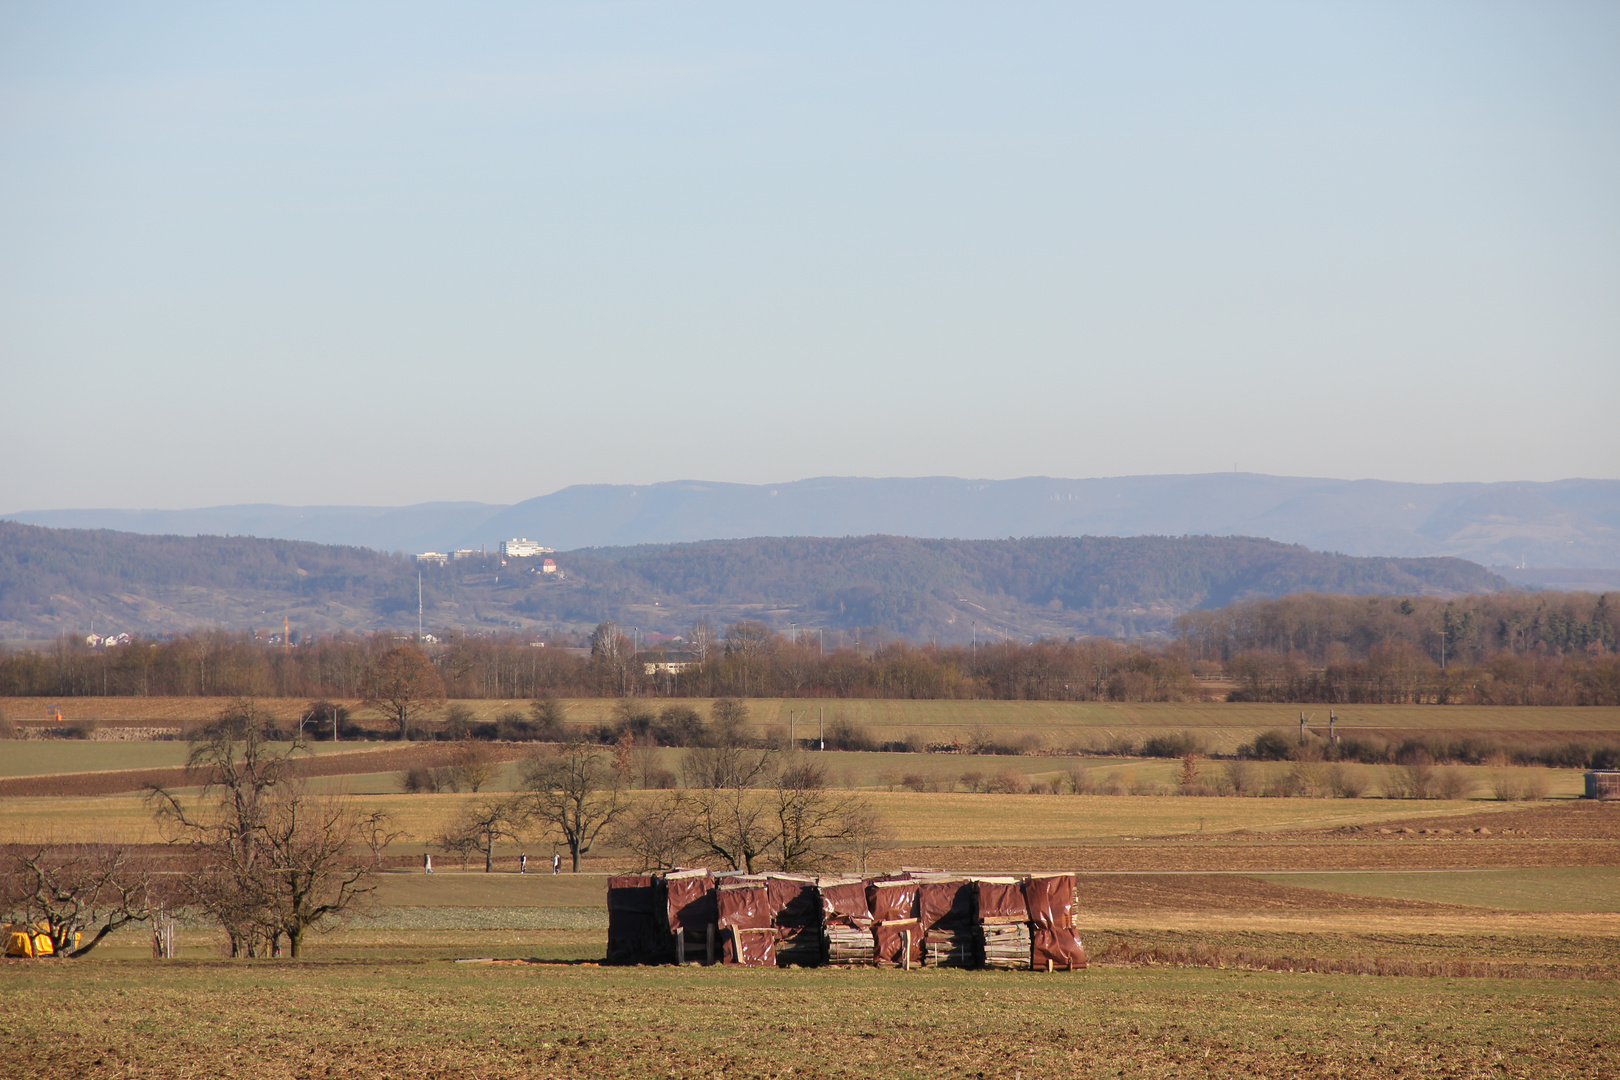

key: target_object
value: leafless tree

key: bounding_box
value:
[0,844,152,957]
[723,620,775,696]
[590,622,636,697]
[148,701,397,957]
[610,793,694,871]
[435,798,527,873]
[363,646,446,739]
[670,751,884,874]
[519,742,627,871]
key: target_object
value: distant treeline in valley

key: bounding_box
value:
[1,591,1615,706]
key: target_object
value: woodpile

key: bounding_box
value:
[606,870,1086,973]
[918,879,977,968]
[975,877,1034,970]
[819,877,875,965]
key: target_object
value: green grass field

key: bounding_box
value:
[0,737,400,778]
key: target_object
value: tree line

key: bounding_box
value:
[2,589,1616,706]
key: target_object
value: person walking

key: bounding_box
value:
[520,853,527,874]
[552,851,561,875]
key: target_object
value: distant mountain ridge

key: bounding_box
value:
[8,474,1618,568]
[0,520,1507,642]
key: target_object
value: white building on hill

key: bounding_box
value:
[500,538,554,558]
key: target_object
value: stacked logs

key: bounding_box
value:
[974,877,1034,970]
[819,877,876,965]
[605,871,1085,972]
[917,878,978,968]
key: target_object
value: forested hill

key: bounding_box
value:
[0,521,1506,642]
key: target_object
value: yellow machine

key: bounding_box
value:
[3,923,77,958]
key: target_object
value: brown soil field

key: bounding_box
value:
[0,742,534,798]
[1302,800,1620,841]
[882,838,1620,873]
[1071,873,1463,912]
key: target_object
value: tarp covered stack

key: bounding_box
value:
[975,877,1033,970]
[766,874,823,966]
[664,868,717,964]
[1026,874,1088,971]
[606,875,669,965]
[917,879,978,967]
[869,877,923,968]
[819,877,876,965]
[717,879,777,966]
[717,879,778,966]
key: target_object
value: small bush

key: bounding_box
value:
[1066,768,1098,795]
[1325,763,1368,799]
[1103,734,1138,757]
[1432,768,1474,801]
[984,769,1028,795]
[900,773,938,793]
[1243,730,1295,761]
[63,719,97,740]
[959,770,985,793]
[1143,731,1205,759]
[1224,759,1255,795]
[0,710,15,739]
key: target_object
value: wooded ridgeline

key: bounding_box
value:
[1,591,1615,705]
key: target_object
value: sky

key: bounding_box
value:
[2,1,1617,513]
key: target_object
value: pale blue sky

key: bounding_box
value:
[2,1,1617,512]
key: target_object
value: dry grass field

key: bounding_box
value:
[0,955,1612,1079]
[2,699,1616,1079]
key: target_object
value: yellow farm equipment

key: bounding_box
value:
[3,923,78,958]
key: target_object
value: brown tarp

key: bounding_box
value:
[868,879,918,922]
[1026,874,1086,970]
[606,875,666,965]
[819,880,873,928]
[974,880,1029,922]
[917,881,973,934]
[764,876,820,929]
[665,871,717,933]
[1031,927,1088,970]
[1024,874,1074,929]
[718,884,776,966]
[873,918,923,966]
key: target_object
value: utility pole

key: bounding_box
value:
[789,709,796,750]
[818,706,824,751]
[418,571,423,642]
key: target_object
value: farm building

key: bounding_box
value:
[606,871,1087,972]
[1585,771,1620,800]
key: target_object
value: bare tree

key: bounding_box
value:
[364,646,446,739]
[723,620,775,696]
[708,698,752,748]
[671,751,885,874]
[435,799,527,873]
[610,793,693,871]
[519,742,627,872]
[148,701,396,957]
[447,740,497,792]
[837,803,894,875]
[0,844,151,957]
[589,622,635,697]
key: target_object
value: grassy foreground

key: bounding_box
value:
[1,958,1610,1080]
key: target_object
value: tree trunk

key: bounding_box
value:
[484,845,494,873]
[288,928,302,958]
[570,844,581,872]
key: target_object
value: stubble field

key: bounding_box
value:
[2,698,1617,1078]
